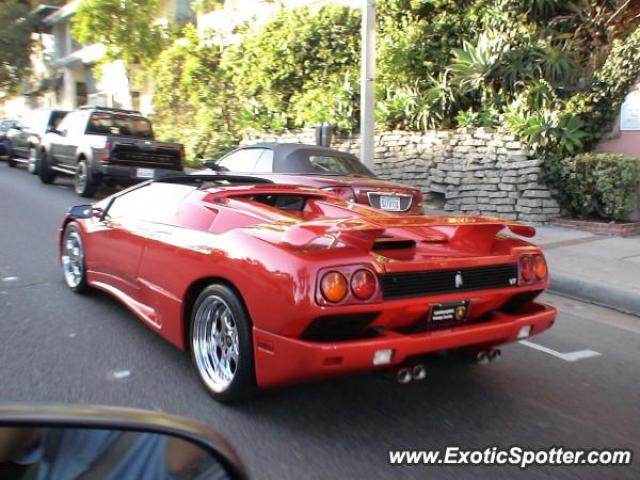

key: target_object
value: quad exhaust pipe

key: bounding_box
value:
[395,364,427,384]
[475,348,501,364]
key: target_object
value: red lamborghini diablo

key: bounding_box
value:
[59,175,556,401]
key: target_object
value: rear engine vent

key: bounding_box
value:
[381,264,518,300]
[372,239,416,251]
[301,313,379,341]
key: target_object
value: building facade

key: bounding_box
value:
[2,0,195,120]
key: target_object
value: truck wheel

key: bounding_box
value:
[74,159,98,198]
[189,284,256,402]
[38,150,56,184]
[27,146,38,174]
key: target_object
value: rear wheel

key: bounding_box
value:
[61,223,89,293]
[74,159,98,197]
[7,154,16,167]
[189,284,256,402]
[38,150,56,184]
[27,146,38,174]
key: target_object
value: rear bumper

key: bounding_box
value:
[253,301,556,388]
[94,163,182,180]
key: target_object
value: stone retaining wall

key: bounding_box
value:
[243,127,560,222]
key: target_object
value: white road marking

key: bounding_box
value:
[2,276,19,282]
[519,340,601,362]
[107,369,131,380]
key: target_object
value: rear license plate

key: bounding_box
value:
[136,168,155,179]
[379,195,401,211]
[429,300,470,327]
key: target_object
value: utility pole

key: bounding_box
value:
[360,0,375,168]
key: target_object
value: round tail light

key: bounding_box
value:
[350,269,376,300]
[320,271,348,303]
[520,255,533,282]
[534,255,547,280]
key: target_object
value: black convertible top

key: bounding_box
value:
[247,142,358,159]
[230,143,371,175]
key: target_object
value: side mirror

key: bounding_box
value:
[68,205,94,219]
[203,159,222,171]
[47,126,64,136]
[0,404,248,479]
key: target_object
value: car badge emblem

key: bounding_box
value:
[454,305,467,321]
[455,271,463,288]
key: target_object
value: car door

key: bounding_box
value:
[62,111,86,166]
[7,122,28,158]
[50,111,84,166]
[48,113,74,163]
[87,182,193,306]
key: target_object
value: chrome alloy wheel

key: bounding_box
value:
[61,229,85,288]
[192,296,239,393]
[75,161,87,194]
[27,147,37,173]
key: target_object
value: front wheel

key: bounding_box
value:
[61,223,89,293]
[7,154,17,168]
[38,150,56,184]
[74,159,98,197]
[189,284,256,402]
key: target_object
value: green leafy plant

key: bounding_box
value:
[0,0,34,93]
[150,25,239,163]
[555,153,640,220]
[222,4,361,132]
[72,0,167,67]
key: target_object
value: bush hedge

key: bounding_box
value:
[556,153,640,221]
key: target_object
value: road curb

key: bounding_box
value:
[549,273,640,317]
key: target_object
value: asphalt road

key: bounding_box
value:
[1,162,639,480]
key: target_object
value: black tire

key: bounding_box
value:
[74,159,99,198]
[7,155,17,168]
[38,150,56,184]
[189,284,256,402]
[60,222,89,293]
[27,146,38,174]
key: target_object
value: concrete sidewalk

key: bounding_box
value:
[532,225,640,316]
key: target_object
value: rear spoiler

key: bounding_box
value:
[156,174,274,186]
[280,216,535,249]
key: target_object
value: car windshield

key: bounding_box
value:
[304,154,374,176]
[86,113,153,138]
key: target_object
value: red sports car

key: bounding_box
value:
[200,143,425,214]
[59,175,556,401]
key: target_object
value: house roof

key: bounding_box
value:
[40,0,79,28]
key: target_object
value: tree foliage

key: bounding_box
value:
[0,0,34,93]
[221,4,361,132]
[151,25,238,161]
[72,0,166,67]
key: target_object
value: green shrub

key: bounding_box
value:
[556,153,640,220]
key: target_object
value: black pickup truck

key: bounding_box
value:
[39,106,184,197]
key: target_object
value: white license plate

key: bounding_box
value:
[379,195,401,211]
[136,168,155,179]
